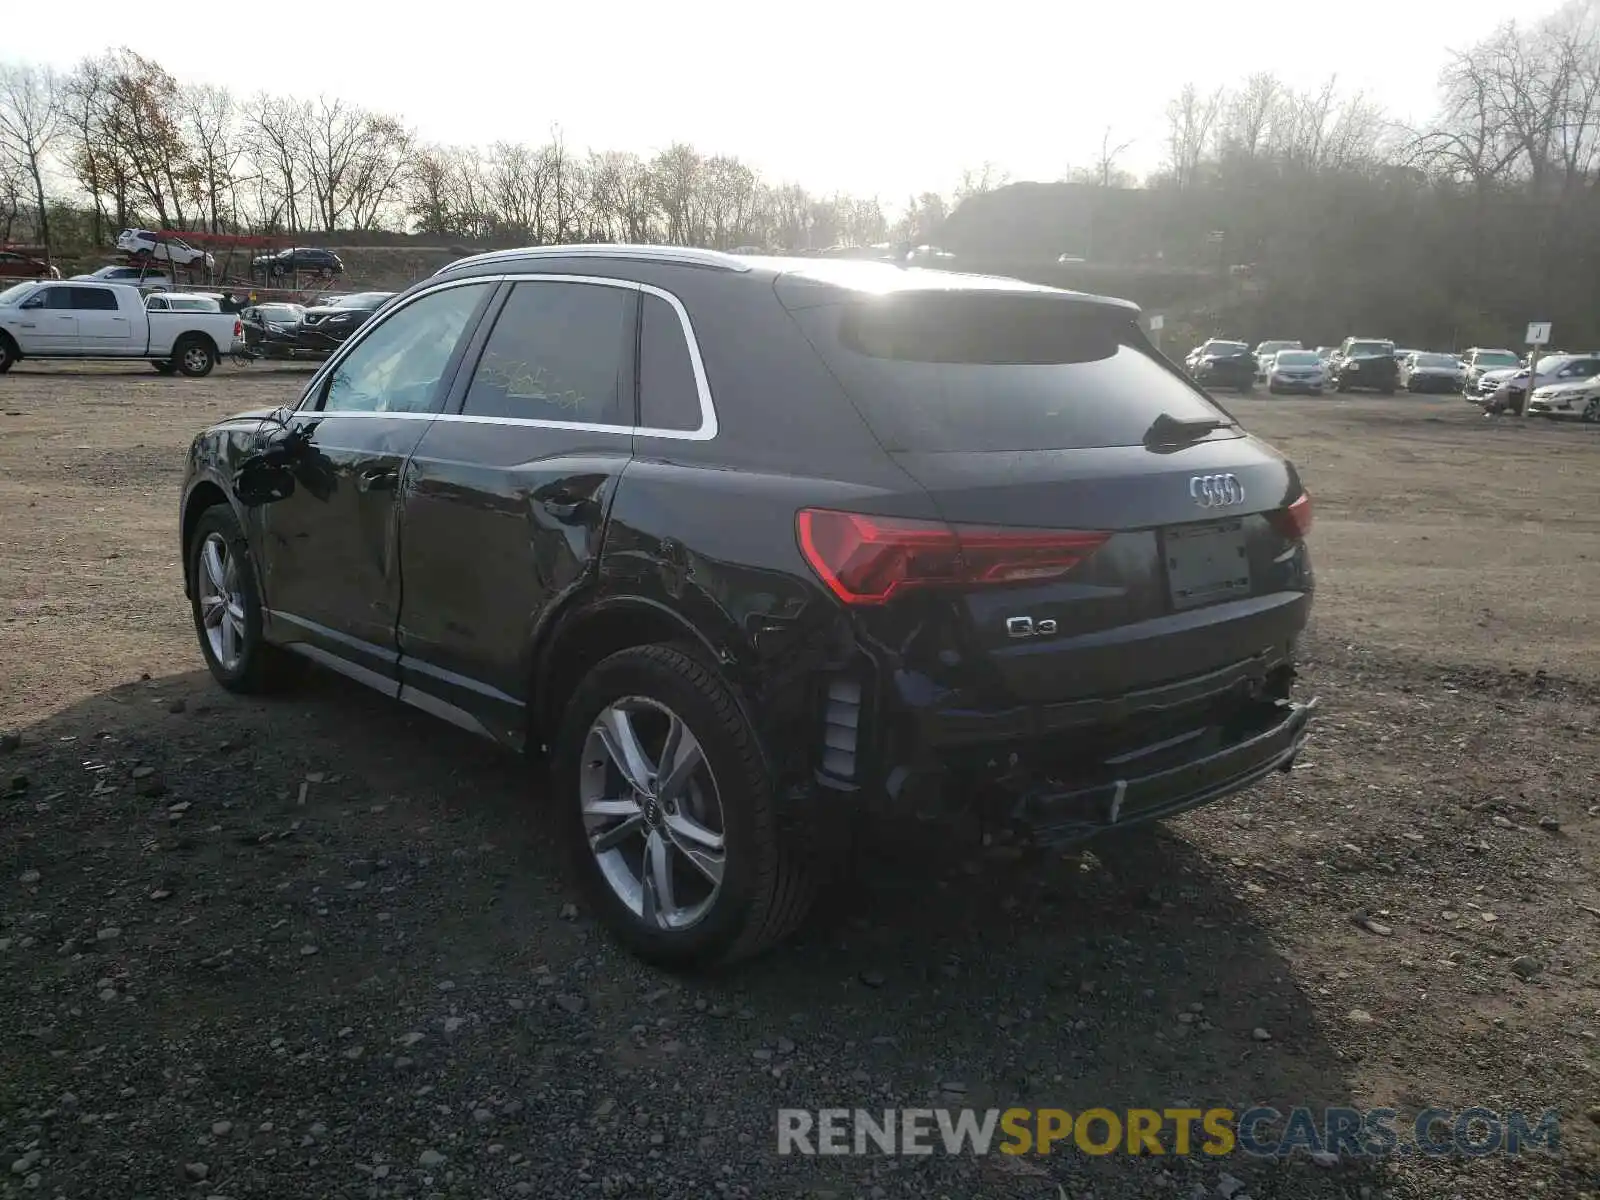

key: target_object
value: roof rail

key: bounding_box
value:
[433,244,753,277]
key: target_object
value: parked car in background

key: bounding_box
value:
[1253,339,1303,381]
[0,280,240,376]
[175,245,1316,966]
[114,229,215,271]
[293,292,394,352]
[1328,338,1398,394]
[1527,376,1600,421]
[1461,347,1520,393]
[72,265,174,291]
[1314,346,1336,361]
[1266,348,1327,394]
[251,247,346,278]
[1399,351,1467,393]
[1186,339,1257,391]
[145,292,222,313]
[238,303,308,360]
[0,250,56,279]
[1476,354,1600,407]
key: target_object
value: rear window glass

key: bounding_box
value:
[638,293,703,432]
[798,294,1229,452]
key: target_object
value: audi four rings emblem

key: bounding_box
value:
[1190,473,1245,508]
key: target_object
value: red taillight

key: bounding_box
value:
[795,508,1108,606]
[1268,492,1313,540]
[233,319,243,338]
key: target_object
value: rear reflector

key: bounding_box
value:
[1267,492,1313,540]
[796,508,1108,606]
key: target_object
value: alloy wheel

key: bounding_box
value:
[182,345,212,375]
[197,532,247,671]
[579,697,727,931]
[1584,397,1600,423]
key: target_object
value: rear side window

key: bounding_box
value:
[72,288,117,311]
[462,281,633,426]
[797,293,1228,452]
[638,292,702,432]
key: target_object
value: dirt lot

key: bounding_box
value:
[0,364,1597,1200]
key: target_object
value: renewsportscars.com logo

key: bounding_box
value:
[776,1106,1562,1159]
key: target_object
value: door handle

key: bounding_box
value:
[358,467,399,493]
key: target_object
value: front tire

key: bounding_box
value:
[174,336,216,378]
[188,505,301,693]
[152,360,176,375]
[551,644,814,968]
[0,333,16,373]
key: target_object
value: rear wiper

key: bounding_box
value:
[1143,412,1231,448]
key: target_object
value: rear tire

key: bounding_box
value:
[551,644,814,969]
[187,504,303,694]
[174,336,216,378]
[1583,397,1600,423]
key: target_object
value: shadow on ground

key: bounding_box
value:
[0,667,1385,1199]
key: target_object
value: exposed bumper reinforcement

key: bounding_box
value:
[1006,697,1318,845]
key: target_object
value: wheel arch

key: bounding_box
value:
[529,594,736,750]
[180,477,248,598]
[173,329,221,358]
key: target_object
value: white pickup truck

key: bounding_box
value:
[0,279,241,377]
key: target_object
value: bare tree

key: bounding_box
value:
[954,161,1008,203]
[0,62,63,257]
[245,93,308,231]
[651,143,704,245]
[1164,84,1223,187]
[586,150,655,242]
[181,83,242,232]
[1092,126,1135,187]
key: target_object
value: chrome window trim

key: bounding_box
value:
[297,273,719,442]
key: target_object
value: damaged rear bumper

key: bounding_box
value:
[1004,696,1317,845]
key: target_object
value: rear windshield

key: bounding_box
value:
[1474,350,1518,366]
[796,293,1230,452]
[1274,350,1319,366]
[1347,341,1394,356]
[1204,341,1249,354]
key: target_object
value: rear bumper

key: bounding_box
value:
[1002,696,1316,844]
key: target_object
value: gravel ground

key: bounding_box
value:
[0,366,1597,1200]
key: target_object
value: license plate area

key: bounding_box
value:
[1163,519,1251,611]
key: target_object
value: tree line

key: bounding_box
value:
[0,48,959,256]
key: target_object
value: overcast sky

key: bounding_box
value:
[6,0,1544,203]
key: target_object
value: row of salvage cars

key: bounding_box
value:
[1184,338,1600,421]
[236,292,394,361]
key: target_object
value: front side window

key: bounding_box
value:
[461,281,633,425]
[27,287,73,310]
[319,283,491,415]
